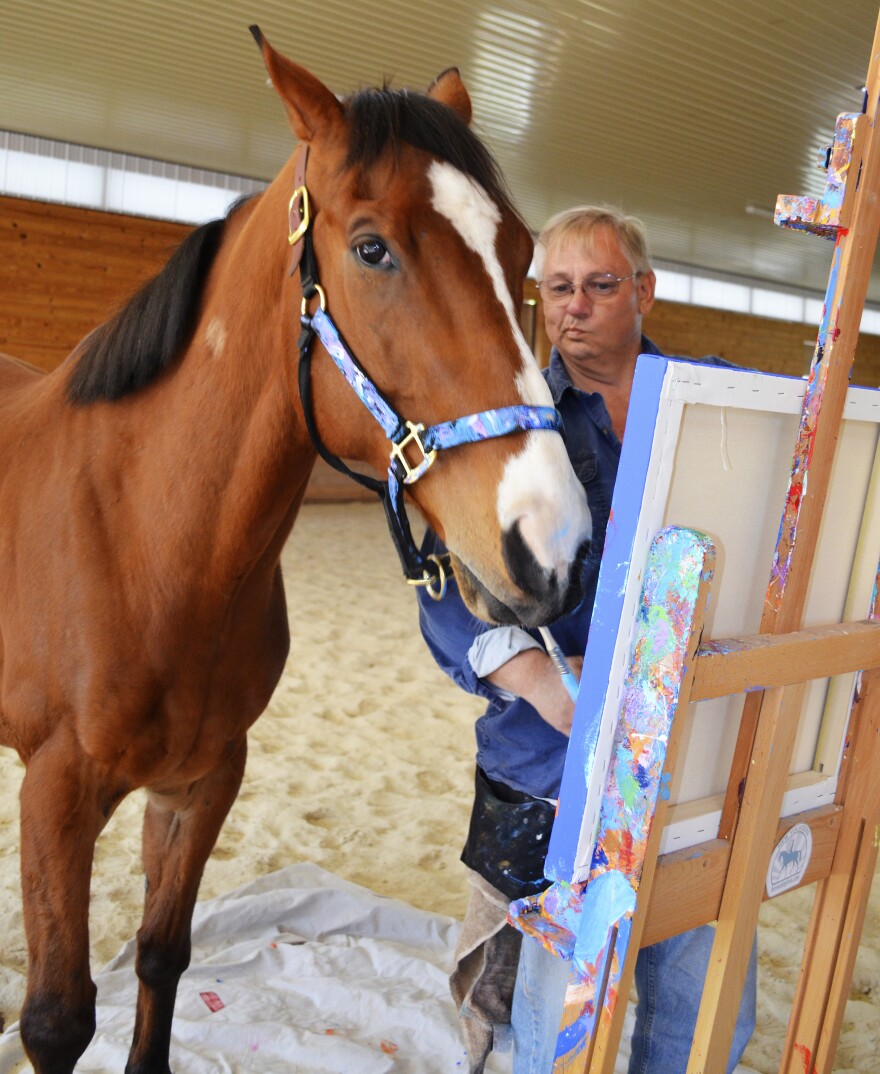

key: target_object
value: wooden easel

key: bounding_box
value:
[511,9,880,1072]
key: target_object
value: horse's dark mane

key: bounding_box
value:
[343,86,519,218]
[66,197,255,406]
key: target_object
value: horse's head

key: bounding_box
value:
[253,30,592,628]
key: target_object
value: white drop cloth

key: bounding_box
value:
[0,864,506,1074]
[0,863,755,1074]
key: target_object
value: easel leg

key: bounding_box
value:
[779,666,880,1074]
[688,683,807,1074]
[552,922,621,1074]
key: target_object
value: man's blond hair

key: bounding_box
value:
[534,206,652,279]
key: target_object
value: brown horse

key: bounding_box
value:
[0,29,591,1074]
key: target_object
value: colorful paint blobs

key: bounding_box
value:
[508,529,715,1071]
[606,827,639,876]
[775,113,861,238]
[199,991,225,1013]
[768,233,845,614]
[508,879,584,959]
[590,529,714,886]
[380,1040,399,1054]
[540,528,715,1071]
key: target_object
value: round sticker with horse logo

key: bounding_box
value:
[766,822,813,897]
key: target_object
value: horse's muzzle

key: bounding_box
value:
[452,528,591,628]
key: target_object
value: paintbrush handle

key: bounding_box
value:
[538,626,580,702]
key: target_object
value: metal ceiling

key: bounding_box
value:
[2,0,878,298]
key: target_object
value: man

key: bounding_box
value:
[417,206,758,1074]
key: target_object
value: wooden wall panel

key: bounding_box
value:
[0,194,191,372]
[645,299,880,385]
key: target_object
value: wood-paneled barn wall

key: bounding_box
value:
[4,195,880,501]
[1,196,191,374]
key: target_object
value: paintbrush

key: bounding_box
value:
[538,626,580,702]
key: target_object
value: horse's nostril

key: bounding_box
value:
[564,538,591,608]
[574,537,591,569]
[500,525,590,624]
[502,520,554,601]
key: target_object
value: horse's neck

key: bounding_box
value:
[105,207,312,586]
[168,253,312,570]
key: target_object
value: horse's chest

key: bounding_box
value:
[78,678,259,789]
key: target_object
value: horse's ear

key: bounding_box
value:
[250,25,345,141]
[427,68,472,126]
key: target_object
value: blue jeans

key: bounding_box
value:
[511,926,758,1074]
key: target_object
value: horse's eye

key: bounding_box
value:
[355,239,392,267]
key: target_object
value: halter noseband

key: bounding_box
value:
[289,146,563,600]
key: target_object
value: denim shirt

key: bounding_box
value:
[417,339,733,799]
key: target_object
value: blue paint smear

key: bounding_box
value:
[573,870,636,966]
[592,842,609,869]
[634,762,653,791]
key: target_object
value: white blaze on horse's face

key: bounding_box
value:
[428,161,592,585]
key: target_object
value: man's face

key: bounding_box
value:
[540,227,655,368]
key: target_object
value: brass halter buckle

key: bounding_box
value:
[390,421,437,485]
[406,554,448,601]
[288,184,311,246]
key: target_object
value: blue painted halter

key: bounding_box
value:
[289,148,562,599]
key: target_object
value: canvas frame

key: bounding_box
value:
[548,355,880,885]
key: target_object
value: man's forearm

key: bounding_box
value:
[485,649,579,736]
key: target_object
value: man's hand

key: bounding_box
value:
[486,650,583,737]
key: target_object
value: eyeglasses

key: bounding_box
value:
[538,272,640,304]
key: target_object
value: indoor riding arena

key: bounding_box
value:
[0,3,878,1073]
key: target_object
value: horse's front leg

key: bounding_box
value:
[126,739,247,1074]
[18,732,109,1074]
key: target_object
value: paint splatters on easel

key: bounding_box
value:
[793,1042,814,1073]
